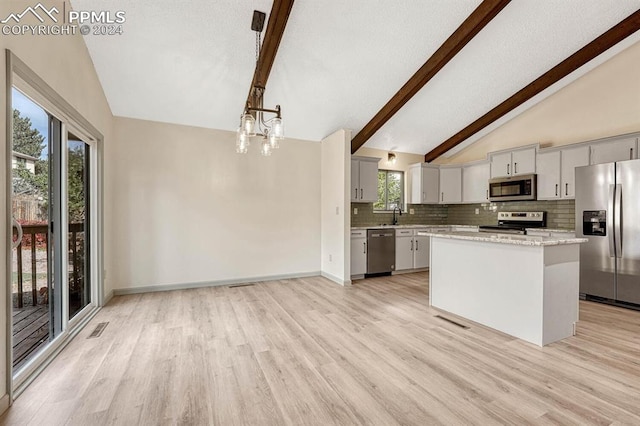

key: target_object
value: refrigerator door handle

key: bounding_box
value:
[614,184,622,257]
[608,184,616,258]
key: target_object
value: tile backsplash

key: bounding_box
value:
[351,200,575,230]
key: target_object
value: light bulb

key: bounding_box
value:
[268,132,279,149]
[240,113,256,136]
[271,117,284,140]
[236,127,249,154]
[261,138,272,156]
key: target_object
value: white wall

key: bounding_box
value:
[110,117,321,291]
[0,1,114,411]
[320,129,351,285]
[437,40,640,164]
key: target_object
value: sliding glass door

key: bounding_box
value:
[10,86,97,380]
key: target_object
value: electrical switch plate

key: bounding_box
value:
[335,206,339,215]
[409,209,415,215]
[354,208,358,215]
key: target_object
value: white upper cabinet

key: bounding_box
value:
[439,166,462,204]
[536,151,561,200]
[462,161,490,203]
[351,156,378,203]
[408,164,439,204]
[560,145,590,198]
[490,146,536,178]
[590,137,638,165]
[536,145,589,200]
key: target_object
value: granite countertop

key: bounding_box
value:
[417,230,587,246]
[526,228,575,233]
[351,224,477,230]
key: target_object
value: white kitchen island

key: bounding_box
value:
[417,231,587,347]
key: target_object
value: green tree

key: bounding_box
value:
[67,145,86,223]
[13,109,45,158]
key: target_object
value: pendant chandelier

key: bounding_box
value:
[236,11,284,156]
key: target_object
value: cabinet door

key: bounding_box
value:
[561,145,590,198]
[490,152,512,178]
[462,162,490,203]
[413,235,430,269]
[512,148,536,175]
[590,137,637,165]
[350,159,360,202]
[536,151,560,199]
[439,167,462,203]
[350,237,367,276]
[422,167,440,203]
[407,166,422,204]
[359,160,378,202]
[395,236,414,271]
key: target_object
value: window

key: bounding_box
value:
[374,170,404,211]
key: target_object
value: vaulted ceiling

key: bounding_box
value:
[73,0,640,159]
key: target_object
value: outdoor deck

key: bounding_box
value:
[13,305,49,370]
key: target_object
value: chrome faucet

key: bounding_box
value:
[392,206,402,225]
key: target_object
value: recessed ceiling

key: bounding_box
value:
[73,0,640,156]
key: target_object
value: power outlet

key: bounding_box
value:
[354,207,358,215]
[475,208,479,215]
[409,208,415,215]
[335,206,339,215]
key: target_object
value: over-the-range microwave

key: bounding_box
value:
[488,174,537,202]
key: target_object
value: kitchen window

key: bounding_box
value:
[374,170,404,211]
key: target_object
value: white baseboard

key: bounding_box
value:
[0,393,10,416]
[321,271,351,286]
[103,289,114,305]
[112,271,322,296]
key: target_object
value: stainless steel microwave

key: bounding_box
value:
[488,174,537,202]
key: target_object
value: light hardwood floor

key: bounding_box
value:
[2,272,640,425]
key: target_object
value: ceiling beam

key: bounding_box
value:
[350,0,511,154]
[424,9,640,162]
[246,0,295,107]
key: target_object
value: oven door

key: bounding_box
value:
[489,175,536,201]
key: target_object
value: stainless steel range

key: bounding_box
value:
[478,211,547,235]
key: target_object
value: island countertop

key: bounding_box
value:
[416,230,587,247]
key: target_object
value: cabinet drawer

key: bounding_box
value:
[395,229,414,237]
[350,230,367,238]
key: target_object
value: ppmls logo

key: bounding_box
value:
[2,2,126,36]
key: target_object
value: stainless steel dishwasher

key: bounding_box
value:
[366,229,396,275]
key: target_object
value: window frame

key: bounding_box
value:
[374,169,405,212]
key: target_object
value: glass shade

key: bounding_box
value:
[268,132,279,149]
[260,137,272,156]
[271,117,284,139]
[240,112,256,136]
[236,127,249,154]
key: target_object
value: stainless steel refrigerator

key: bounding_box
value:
[575,159,640,305]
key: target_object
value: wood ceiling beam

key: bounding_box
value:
[350,0,511,154]
[247,0,295,108]
[424,9,640,162]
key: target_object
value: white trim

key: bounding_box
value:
[112,271,323,296]
[321,271,352,287]
[0,394,9,416]
[103,289,114,305]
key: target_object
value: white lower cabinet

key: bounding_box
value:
[350,230,367,277]
[395,228,430,271]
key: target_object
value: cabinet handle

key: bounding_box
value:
[486,189,488,200]
[514,162,517,174]
[416,240,419,251]
[555,184,558,196]
[355,188,358,199]
[507,164,510,175]
[631,148,634,160]
[422,192,425,202]
[441,192,444,202]
[363,242,366,254]
[565,183,568,196]
[360,188,363,199]
[410,239,414,251]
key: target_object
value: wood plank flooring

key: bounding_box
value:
[2,272,640,425]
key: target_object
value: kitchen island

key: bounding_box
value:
[417,231,587,346]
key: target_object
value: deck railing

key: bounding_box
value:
[13,223,84,309]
